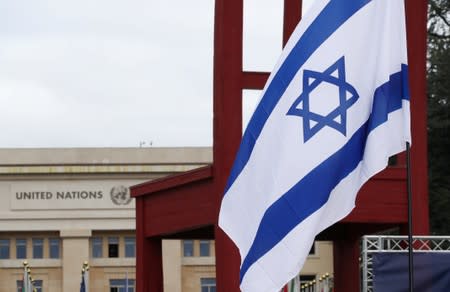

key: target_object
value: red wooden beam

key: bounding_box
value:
[333,237,360,292]
[242,71,270,90]
[145,238,164,292]
[142,179,215,237]
[346,178,408,223]
[131,165,213,197]
[135,199,163,292]
[213,0,243,290]
[283,0,302,46]
[344,168,408,223]
[405,0,429,235]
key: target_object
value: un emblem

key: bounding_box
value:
[110,185,132,205]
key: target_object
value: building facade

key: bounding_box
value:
[0,148,332,292]
[0,148,211,292]
[162,239,333,292]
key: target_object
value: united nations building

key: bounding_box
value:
[0,148,332,291]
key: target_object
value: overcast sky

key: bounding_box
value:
[0,0,313,148]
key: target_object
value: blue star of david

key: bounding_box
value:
[287,56,359,142]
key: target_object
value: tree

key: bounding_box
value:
[427,0,450,234]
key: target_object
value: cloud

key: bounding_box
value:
[0,0,215,147]
[0,0,313,148]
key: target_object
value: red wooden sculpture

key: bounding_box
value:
[131,1,428,291]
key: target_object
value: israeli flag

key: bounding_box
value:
[218,0,411,291]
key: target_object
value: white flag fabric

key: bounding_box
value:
[218,0,411,292]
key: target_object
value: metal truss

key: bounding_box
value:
[360,235,450,292]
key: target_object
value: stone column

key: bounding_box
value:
[60,230,91,292]
[162,240,182,292]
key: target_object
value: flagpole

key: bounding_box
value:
[406,141,414,292]
[23,261,28,292]
[82,261,89,292]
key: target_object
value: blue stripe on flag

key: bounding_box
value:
[239,66,410,282]
[225,0,372,193]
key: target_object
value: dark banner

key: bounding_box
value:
[372,252,450,291]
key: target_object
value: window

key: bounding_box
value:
[34,280,43,292]
[388,155,397,166]
[299,275,316,286]
[16,280,22,292]
[16,239,27,259]
[199,240,210,257]
[32,238,44,259]
[125,237,135,258]
[200,278,216,292]
[109,278,135,292]
[309,242,316,255]
[183,240,194,257]
[108,237,119,258]
[17,279,43,292]
[49,238,60,259]
[92,237,103,258]
[0,239,10,259]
